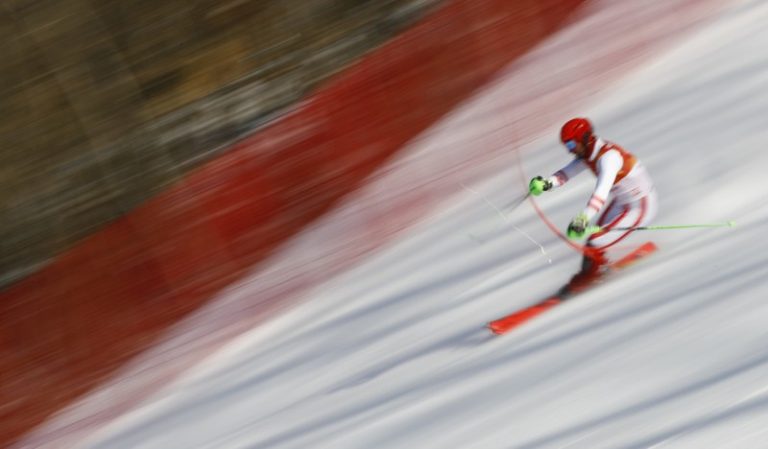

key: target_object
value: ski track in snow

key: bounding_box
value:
[21,0,768,448]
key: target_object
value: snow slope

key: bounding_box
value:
[27,1,768,448]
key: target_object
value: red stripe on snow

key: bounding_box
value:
[0,0,587,446]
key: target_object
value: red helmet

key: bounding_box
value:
[560,117,593,146]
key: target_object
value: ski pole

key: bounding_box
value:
[460,186,551,261]
[508,192,531,214]
[586,220,736,235]
[460,185,530,218]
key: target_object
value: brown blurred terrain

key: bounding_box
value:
[0,0,441,287]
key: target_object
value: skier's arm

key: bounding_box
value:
[581,150,622,221]
[547,158,587,189]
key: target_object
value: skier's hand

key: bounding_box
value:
[529,176,552,196]
[567,213,589,240]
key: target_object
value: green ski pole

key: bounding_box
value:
[586,220,736,235]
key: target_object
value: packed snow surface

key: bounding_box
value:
[59,1,768,448]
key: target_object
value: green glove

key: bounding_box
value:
[567,213,589,240]
[529,176,552,196]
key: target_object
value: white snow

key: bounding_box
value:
[22,0,768,448]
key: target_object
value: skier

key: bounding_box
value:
[528,117,658,292]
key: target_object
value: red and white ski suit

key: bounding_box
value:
[547,137,657,250]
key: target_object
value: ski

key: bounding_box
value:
[487,241,658,335]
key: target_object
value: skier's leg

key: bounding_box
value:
[563,191,658,293]
[562,203,619,293]
[587,189,658,251]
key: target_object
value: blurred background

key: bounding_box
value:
[4,1,743,448]
[0,0,443,287]
[2,0,453,445]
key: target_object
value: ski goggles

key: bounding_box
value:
[564,140,578,152]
